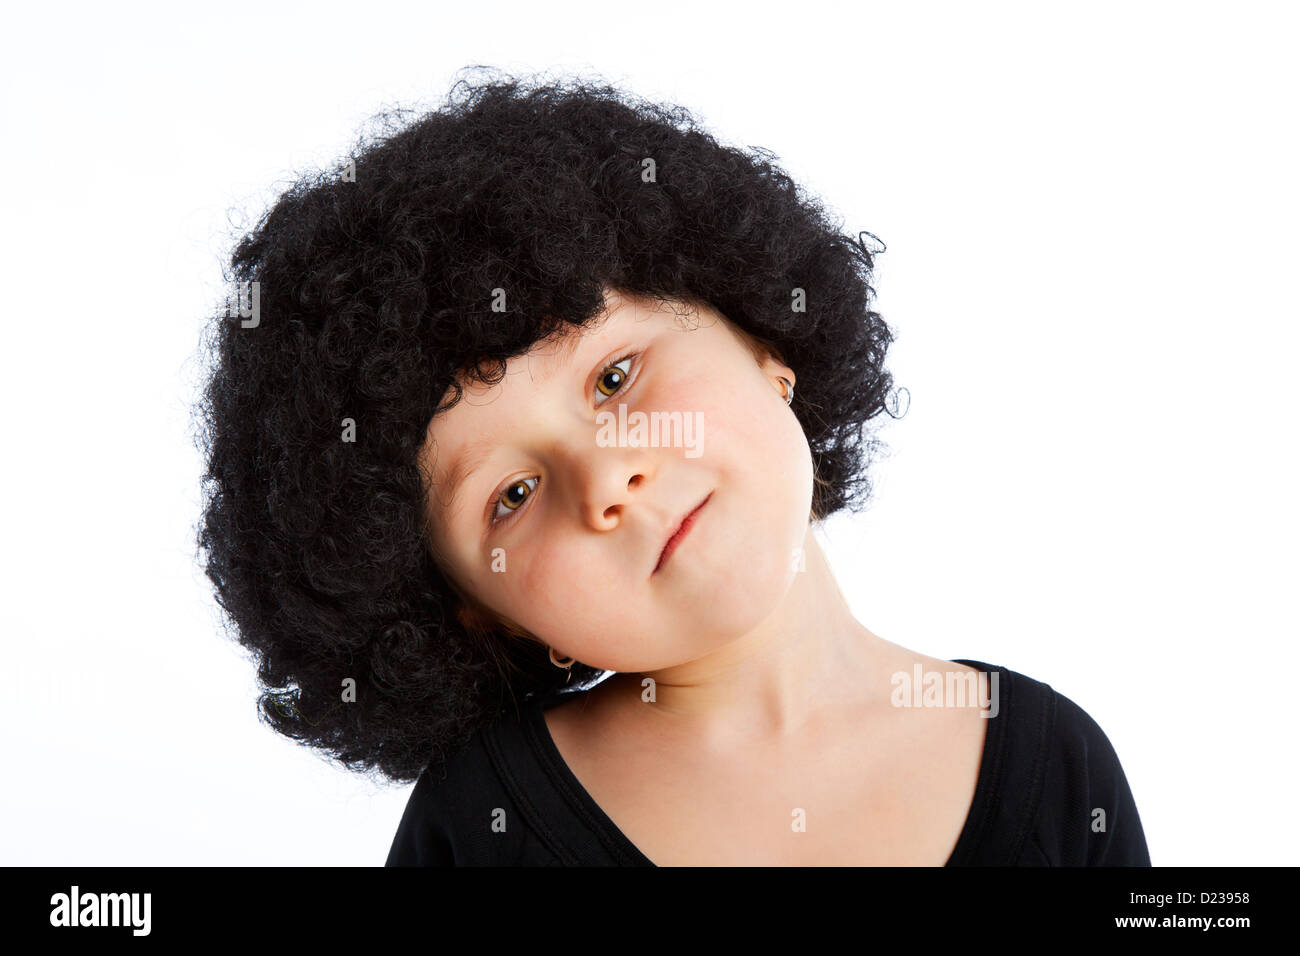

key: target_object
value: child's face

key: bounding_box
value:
[420,287,814,672]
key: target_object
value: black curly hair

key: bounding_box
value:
[192,67,901,785]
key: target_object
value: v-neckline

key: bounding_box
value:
[522,659,1007,866]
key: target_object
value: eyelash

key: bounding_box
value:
[485,352,639,529]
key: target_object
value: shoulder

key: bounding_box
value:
[996,664,1137,798]
[956,659,1151,866]
[1047,684,1131,769]
[957,657,1135,792]
[383,700,534,866]
[384,725,488,866]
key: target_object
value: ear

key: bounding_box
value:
[757,351,795,395]
[455,601,488,631]
[456,600,535,643]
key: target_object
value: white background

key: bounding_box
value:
[2,0,1295,866]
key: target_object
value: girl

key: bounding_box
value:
[195,71,1150,866]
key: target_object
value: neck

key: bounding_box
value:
[613,526,902,749]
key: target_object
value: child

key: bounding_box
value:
[195,70,1150,866]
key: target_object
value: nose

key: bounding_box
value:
[566,442,651,531]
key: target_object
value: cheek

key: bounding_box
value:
[502,547,652,669]
[688,370,810,490]
[492,535,576,617]
[699,379,815,578]
[489,534,615,623]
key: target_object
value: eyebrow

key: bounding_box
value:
[438,436,496,519]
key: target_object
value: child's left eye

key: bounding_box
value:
[594,354,636,402]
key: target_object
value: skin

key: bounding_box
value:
[420,286,989,863]
[419,286,982,753]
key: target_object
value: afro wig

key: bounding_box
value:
[193,69,901,784]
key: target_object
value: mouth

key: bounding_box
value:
[652,491,713,576]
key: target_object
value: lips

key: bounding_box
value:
[653,491,712,575]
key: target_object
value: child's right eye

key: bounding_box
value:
[489,476,539,527]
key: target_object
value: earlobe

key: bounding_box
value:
[757,352,794,396]
[457,602,539,647]
[454,601,493,638]
[455,598,503,632]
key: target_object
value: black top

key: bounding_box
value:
[385,659,1151,866]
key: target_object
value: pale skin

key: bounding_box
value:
[420,287,989,865]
